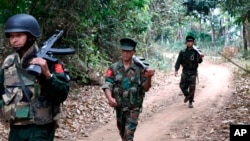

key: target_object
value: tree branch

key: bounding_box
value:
[218,52,250,74]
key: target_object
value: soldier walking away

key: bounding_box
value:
[174,35,204,108]
[0,14,70,141]
[102,38,155,141]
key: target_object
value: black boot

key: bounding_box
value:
[184,96,189,103]
[188,101,193,108]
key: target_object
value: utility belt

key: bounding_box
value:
[182,69,197,75]
[10,120,56,128]
[116,107,142,113]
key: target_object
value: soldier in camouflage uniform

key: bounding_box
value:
[102,38,155,141]
[175,35,204,108]
[0,14,70,141]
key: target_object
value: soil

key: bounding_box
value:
[76,60,235,141]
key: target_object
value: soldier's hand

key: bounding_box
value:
[108,97,117,107]
[30,57,52,79]
[199,53,204,58]
[144,69,155,77]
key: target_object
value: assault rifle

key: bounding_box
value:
[132,55,149,71]
[26,30,75,76]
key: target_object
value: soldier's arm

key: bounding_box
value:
[174,51,182,76]
[143,69,155,92]
[101,67,117,107]
[194,48,204,63]
[175,51,182,71]
[0,69,4,96]
[104,88,117,107]
[198,57,203,63]
[0,69,4,111]
[198,53,203,63]
[42,63,70,104]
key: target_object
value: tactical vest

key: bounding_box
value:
[0,53,60,125]
[111,61,145,109]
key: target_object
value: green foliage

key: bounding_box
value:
[186,31,198,40]
[0,0,154,85]
[222,0,250,23]
[241,50,250,59]
[199,32,212,42]
[146,45,173,72]
[183,0,217,16]
[148,53,172,72]
[186,30,212,42]
[0,0,31,22]
[0,0,246,85]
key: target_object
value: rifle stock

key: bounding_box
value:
[132,55,148,71]
[193,46,202,55]
[26,30,75,76]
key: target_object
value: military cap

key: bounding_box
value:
[186,35,195,42]
[120,38,137,51]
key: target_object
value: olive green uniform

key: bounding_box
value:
[175,47,202,103]
[0,43,70,141]
[102,60,146,141]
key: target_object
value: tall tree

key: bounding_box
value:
[221,0,250,50]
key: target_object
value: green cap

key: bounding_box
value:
[120,38,137,51]
[186,35,195,42]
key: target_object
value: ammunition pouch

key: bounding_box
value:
[1,88,32,122]
[113,86,144,109]
[128,87,144,108]
[32,96,60,125]
[1,92,59,125]
[113,87,123,107]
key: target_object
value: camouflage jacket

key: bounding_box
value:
[175,47,203,75]
[0,43,70,125]
[102,60,146,110]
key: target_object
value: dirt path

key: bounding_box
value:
[77,60,234,141]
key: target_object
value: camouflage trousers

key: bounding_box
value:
[180,73,197,102]
[8,122,56,141]
[116,107,141,141]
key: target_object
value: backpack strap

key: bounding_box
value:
[14,55,32,102]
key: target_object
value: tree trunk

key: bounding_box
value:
[224,17,229,47]
[242,22,248,50]
[209,11,215,45]
[247,23,250,50]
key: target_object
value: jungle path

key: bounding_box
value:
[77,60,234,141]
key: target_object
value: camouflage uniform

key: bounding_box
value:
[102,60,146,141]
[0,43,70,141]
[175,47,203,104]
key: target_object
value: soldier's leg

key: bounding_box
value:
[116,108,126,139]
[189,74,196,101]
[123,108,140,141]
[188,74,197,108]
[180,73,189,96]
[9,122,56,141]
[30,122,56,141]
[9,125,29,141]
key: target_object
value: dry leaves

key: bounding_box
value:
[1,70,250,141]
[195,75,250,140]
[55,86,114,140]
[0,86,114,141]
